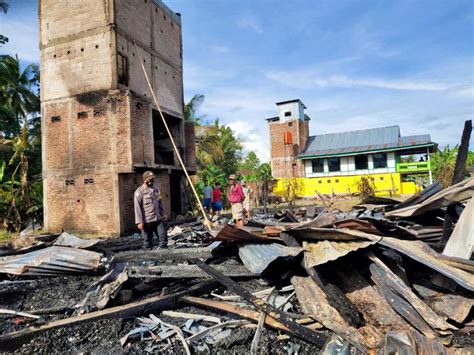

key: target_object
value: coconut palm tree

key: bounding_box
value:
[0,0,8,14]
[0,54,40,126]
[184,94,205,125]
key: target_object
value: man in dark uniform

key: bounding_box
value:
[134,171,168,249]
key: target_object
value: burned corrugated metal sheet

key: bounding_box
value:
[53,232,102,249]
[303,240,375,268]
[0,246,102,276]
[238,243,304,274]
[214,225,281,243]
[386,178,474,217]
[442,199,473,260]
[335,228,474,291]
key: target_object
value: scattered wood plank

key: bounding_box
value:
[250,288,274,354]
[368,253,456,331]
[280,231,363,328]
[291,276,368,350]
[128,264,258,279]
[113,247,214,262]
[0,309,40,319]
[336,268,409,330]
[191,260,327,347]
[182,296,320,333]
[369,263,437,339]
[0,280,217,352]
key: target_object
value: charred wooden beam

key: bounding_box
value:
[113,247,214,262]
[369,263,437,339]
[128,264,258,279]
[192,259,327,347]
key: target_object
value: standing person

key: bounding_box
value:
[212,182,223,216]
[134,171,168,249]
[227,174,245,229]
[202,180,213,214]
[242,181,253,220]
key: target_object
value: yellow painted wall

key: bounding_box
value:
[273,173,421,197]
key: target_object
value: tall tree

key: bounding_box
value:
[0,1,9,46]
[196,118,243,178]
[240,151,261,181]
[0,0,8,13]
[0,55,40,134]
[184,94,205,125]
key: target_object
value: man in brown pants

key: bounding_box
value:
[134,171,168,249]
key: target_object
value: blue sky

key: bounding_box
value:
[1,0,473,161]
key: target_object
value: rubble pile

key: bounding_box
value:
[0,179,473,353]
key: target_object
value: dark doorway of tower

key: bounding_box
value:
[152,109,181,166]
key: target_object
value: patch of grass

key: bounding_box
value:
[0,229,13,243]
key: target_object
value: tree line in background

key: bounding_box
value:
[184,94,272,209]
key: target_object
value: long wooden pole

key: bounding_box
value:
[134,42,212,231]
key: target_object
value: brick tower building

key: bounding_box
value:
[39,0,195,236]
[266,100,310,179]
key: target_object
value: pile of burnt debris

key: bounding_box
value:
[0,178,473,353]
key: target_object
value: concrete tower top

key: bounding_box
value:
[275,99,306,122]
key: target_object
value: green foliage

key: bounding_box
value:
[196,118,243,178]
[0,48,42,231]
[184,94,205,125]
[430,145,473,187]
[356,176,375,200]
[0,55,40,126]
[240,152,261,181]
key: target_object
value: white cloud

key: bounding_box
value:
[236,16,263,34]
[0,19,39,62]
[208,45,230,54]
[265,69,451,92]
[184,62,236,90]
[227,120,270,162]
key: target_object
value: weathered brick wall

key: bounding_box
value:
[42,91,132,236]
[45,173,118,235]
[118,173,141,235]
[42,90,131,173]
[185,122,196,171]
[42,101,70,170]
[268,119,308,179]
[130,94,154,166]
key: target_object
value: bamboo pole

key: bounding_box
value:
[133,42,212,231]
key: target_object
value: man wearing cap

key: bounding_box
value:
[227,174,245,229]
[134,171,168,249]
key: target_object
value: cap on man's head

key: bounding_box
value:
[143,171,155,182]
[228,174,236,180]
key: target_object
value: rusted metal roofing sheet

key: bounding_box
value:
[303,240,376,268]
[299,125,434,158]
[0,246,102,276]
[213,224,281,243]
[238,243,304,274]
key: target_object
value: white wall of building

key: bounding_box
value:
[304,152,396,178]
[277,102,304,122]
